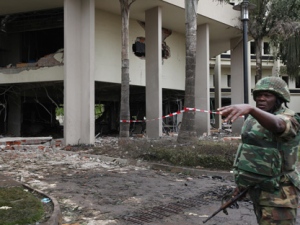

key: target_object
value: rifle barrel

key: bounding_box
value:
[202,208,223,223]
[202,187,249,224]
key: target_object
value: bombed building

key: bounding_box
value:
[2,0,296,145]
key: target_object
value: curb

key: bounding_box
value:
[23,184,62,225]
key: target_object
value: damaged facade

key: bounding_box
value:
[0,8,64,137]
[1,0,298,145]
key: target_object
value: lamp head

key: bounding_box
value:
[233,0,256,21]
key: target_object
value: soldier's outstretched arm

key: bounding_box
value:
[217,104,286,134]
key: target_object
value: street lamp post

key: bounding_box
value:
[233,0,256,104]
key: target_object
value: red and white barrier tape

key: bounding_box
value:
[120,107,230,123]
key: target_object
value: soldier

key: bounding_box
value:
[218,77,300,225]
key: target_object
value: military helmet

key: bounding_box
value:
[253,77,290,102]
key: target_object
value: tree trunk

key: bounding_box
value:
[119,0,134,137]
[177,0,199,144]
[255,38,263,82]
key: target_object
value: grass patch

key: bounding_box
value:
[0,187,44,225]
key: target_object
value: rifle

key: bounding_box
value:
[202,187,249,224]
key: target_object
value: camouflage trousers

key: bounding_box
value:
[248,185,298,225]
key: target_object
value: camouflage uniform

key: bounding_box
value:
[233,77,300,225]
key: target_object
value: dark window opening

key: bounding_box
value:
[0,27,64,67]
[263,42,270,55]
[0,8,64,67]
[20,28,64,63]
[282,76,289,86]
[227,75,231,87]
[296,78,300,88]
[250,42,256,54]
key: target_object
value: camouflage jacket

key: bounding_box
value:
[234,107,300,191]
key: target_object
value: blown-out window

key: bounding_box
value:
[132,37,170,59]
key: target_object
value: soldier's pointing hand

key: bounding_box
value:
[217,104,253,123]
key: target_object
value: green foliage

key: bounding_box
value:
[279,33,300,78]
[269,0,300,79]
[55,104,105,119]
[55,105,64,116]
[95,104,105,119]
[249,0,300,39]
[270,0,300,22]
[0,187,44,225]
[247,0,300,80]
[248,0,271,39]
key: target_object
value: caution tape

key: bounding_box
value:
[120,107,226,123]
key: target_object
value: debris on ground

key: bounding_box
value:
[0,135,259,225]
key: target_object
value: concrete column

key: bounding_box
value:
[64,0,95,145]
[195,24,210,136]
[230,37,244,134]
[7,95,21,136]
[145,7,162,138]
[214,55,222,129]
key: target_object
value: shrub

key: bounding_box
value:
[139,139,240,170]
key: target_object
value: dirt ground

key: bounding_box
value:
[0,136,299,225]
